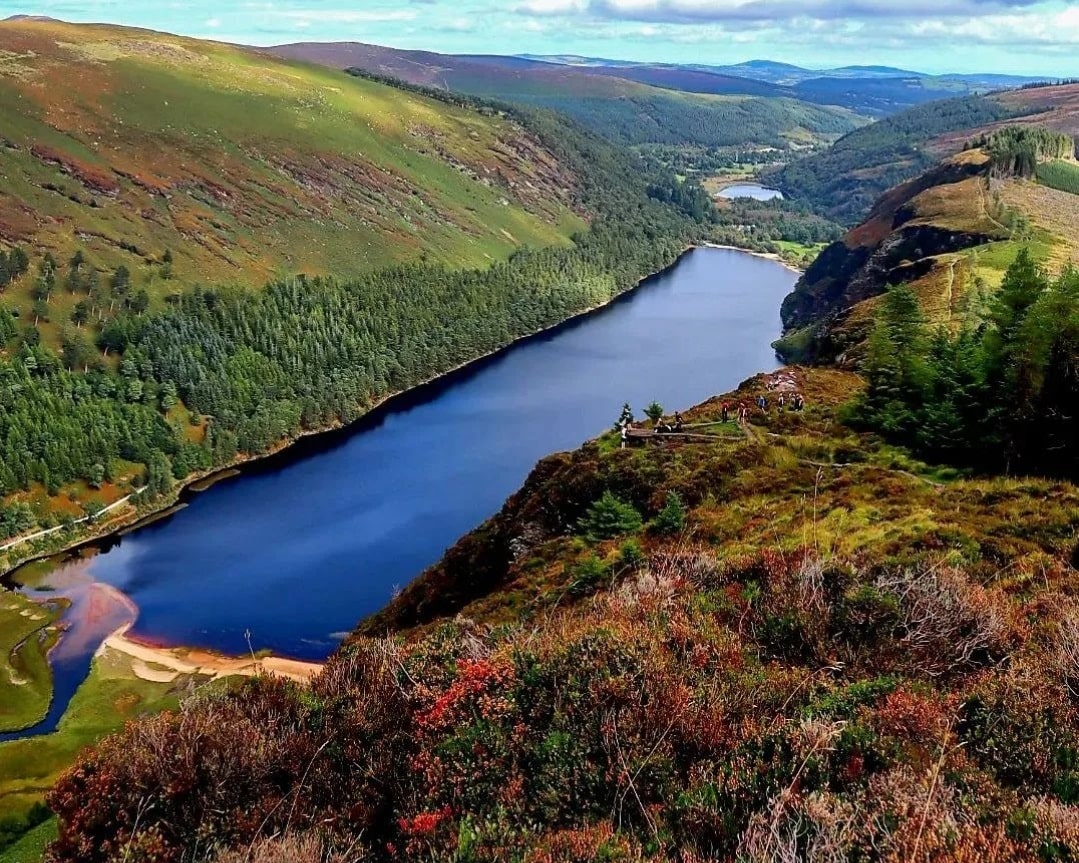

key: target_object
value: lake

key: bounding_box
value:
[717,183,784,201]
[4,247,796,738]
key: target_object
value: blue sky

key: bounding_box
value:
[5,0,1079,75]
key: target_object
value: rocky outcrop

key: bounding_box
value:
[778,151,1004,363]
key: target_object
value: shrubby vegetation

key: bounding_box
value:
[52,546,1079,863]
[37,359,1079,862]
[851,250,1079,478]
[771,96,1017,224]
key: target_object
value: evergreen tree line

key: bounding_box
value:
[850,250,1079,479]
[974,125,1075,178]
[0,101,711,541]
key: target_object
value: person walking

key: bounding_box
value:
[721,401,730,424]
[620,424,628,449]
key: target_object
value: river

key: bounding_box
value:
[3,247,796,738]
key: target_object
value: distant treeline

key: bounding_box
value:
[712,197,843,253]
[1019,79,1079,90]
[506,94,857,149]
[0,91,713,542]
[770,96,1018,224]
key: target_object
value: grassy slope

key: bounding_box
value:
[0,648,193,823]
[0,591,61,733]
[0,20,584,308]
[0,820,56,863]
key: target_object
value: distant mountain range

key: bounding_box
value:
[517,54,1046,91]
[273,43,1046,121]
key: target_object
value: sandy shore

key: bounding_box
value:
[703,243,805,275]
[97,624,323,684]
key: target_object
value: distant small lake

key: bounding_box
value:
[717,183,784,201]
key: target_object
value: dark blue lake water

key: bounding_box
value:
[5,247,795,737]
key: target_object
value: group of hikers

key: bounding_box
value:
[718,392,805,423]
[619,392,807,448]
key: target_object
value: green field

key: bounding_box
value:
[0,649,191,824]
[0,819,56,863]
[0,591,61,734]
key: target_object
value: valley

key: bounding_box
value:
[0,11,1077,863]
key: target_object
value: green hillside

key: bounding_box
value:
[0,37,717,571]
[771,96,1022,224]
[0,18,584,303]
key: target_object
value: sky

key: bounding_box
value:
[5,0,1079,76]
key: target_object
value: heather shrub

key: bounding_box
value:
[46,549,1079,863]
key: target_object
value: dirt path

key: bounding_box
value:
[97,625,323,684]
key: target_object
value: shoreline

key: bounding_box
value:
[703,243,805,275]
[98,623,323,685]
[1,242,799,650]
[0,240,798,740]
